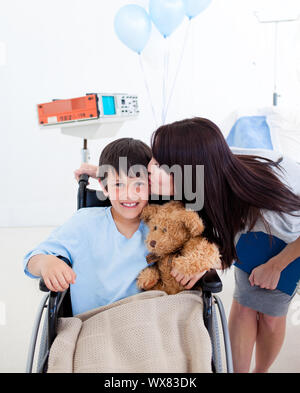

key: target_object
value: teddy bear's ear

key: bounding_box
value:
[162,200,184,211]
[179,210,205,237]
[140,204,160,223]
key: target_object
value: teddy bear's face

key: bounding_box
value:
[145,215,190,257]
[141,201,205,257]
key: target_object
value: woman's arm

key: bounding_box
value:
[249,236,300,290]
[171,269,207,289]
[74,163,98,181]
[270,236,300,270]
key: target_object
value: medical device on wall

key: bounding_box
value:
[37,93,139,162]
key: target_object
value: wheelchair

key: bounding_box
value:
[26,174,233,373]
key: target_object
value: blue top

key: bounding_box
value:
[23,207,149,315]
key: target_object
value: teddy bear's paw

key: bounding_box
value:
[146,253,160,265]
[202,243,222,269]
[137,276,158,290]
[172,257,196,275]
[137,267,160,290]
[141,279,158,290]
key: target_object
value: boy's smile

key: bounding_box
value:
[120,202,140,208]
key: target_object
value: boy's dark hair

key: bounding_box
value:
[98,138,152,183]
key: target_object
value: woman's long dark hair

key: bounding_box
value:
[151,117,300,269]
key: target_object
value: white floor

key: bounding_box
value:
[0,226,299,373]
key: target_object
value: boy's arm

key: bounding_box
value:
[23,234,75,291]
[23,235,73,279]
[26,254,47,277]
[23,209,85,290]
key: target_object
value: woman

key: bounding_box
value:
[75,117,300,373]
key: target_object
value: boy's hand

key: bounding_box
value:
[38,255,76,292]
[74,163,98,182]
[27,254,76,292]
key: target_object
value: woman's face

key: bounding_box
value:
[147,157,174,196]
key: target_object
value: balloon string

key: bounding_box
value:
[163,19,191,124]
[139,54,159,128]
[162,37,169,125]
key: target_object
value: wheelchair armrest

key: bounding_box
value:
[39,256,72,292]
[196,269,223,293]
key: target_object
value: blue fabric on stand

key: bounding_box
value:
[226,116,273,150]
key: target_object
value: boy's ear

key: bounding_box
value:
[98,179,109,197]
[140,204,160,223]
[178,210,205,237]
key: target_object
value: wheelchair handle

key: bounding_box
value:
[78,173,89,184]
[78,173,90,209]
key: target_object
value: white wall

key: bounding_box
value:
[1,0,300,227]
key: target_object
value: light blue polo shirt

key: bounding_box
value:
[23,207,149,315]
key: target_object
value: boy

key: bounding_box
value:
[23,138,151,315]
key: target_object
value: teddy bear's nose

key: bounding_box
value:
[150,240,156,248]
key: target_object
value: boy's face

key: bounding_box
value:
[100,169,149,220]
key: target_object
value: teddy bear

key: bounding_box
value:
[137,201,221,295]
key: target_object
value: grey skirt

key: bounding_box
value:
[233,266,297,317]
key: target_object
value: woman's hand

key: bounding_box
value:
[74,163,98,182]
[170,268,207,289]
[249,236,300,290]
[249,259,281,290]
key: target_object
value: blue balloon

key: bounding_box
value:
[114,5,152,54]
[182,0,212,19]
[149,0,185,38]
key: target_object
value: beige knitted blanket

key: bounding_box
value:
[47,290,212,373]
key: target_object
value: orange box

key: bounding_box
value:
[37,94,99,125]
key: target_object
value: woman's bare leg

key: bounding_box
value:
[253,313,286,373]
[228,299,258,372]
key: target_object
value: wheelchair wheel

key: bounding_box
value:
[211,300,223,372]
[36,313,49,373]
